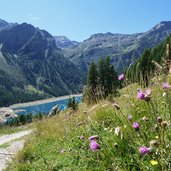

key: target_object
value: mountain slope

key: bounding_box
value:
[64,21,171,73]
[0,21,82,106]
[55,36,79,49]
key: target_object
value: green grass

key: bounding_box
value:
[0,125,30,136]
[7,78,171,171]
[0,142,10,148]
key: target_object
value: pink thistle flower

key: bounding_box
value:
[137,90,145,100]
[145,89,151,95]
[118,74,124,81]
[162,82,170,90]
[139,146,149,155]
[90,140,100,152]
[137,89,151,101]
[133,122,140,131]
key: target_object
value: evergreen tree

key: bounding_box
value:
[67,97,78,110]
[87,62,99,89]
[84,57,119,104]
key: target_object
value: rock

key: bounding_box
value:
[0,107,17,120]
[48,105,59,116]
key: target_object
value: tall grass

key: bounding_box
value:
[7,74,171,171]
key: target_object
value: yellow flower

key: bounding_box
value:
[150,160,158,165]
[155,135,159,139]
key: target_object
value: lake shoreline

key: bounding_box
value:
[10,94,82,108]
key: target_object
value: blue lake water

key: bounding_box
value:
[14,96,82,116]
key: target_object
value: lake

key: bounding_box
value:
[14,96,82,115]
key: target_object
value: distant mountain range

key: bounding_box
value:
[0,18,171,106]
[63,21,171,73]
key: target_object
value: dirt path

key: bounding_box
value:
[0,130,32,146]
[0,130,32,171]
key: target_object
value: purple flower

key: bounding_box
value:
[137,89,151,101]
[90,140,100,152]
[139,146,149,155]
[145,89,151,95]
[137,90,145,100]
[162,82,170,90]
[133,122,140,131]
[89,135,99,141]
[118,74,124,81]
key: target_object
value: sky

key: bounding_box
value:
[0,0,171,41]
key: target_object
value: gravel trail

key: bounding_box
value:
[0,130,32,171]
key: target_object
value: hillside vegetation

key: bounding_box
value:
[7,76,171,170]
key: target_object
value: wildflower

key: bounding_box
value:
[155,135,159,139]
[157,116,162,123]
[145,89,151,95]
[162,82,170,90]
[118,74,124,81]
[128,115,132,120]
[104,128,108,131]
[114,126,121,136]
[161,121,168,128]
[137,89,151,101]
[90,140,100,152]
[150,140,158,147]
[133,122,140,131]
[114,143,118,149]
[150,160,158,165]
[89,135,99,141]
[137,90,145,100]
[139,146,149,155]
[61,149,65,153]
[142,116,149,121]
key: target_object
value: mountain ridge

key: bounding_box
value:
[63,21,171,73]
[0,20,83,106]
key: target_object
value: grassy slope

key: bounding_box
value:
[0,125,30,136]
[8,80,171,171]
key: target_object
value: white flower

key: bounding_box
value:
[115,126,121,136]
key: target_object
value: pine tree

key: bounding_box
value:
[87,62,99,89]
[84,57,119,104]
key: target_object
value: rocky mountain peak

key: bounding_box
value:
[55,36,78,49]
[0,18,9,28]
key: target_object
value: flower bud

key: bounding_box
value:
[114,143,118,149]
[157,116,162,123]
[161,121,168,128]
[112,103,120,110]
[150,140,158,147]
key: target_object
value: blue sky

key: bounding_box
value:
[0,0,171,41]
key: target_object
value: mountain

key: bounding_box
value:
[1,19,171,106]
[0,21,83,106]
[0,18,17,31]
[55,36,79,49]
[63,21,171,73]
